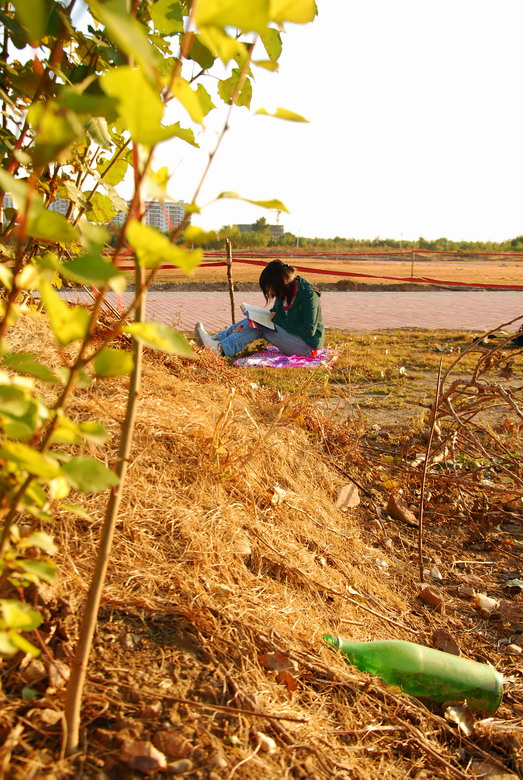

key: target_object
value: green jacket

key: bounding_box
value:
[270,276,324,348]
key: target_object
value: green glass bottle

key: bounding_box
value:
[323,635,502,712]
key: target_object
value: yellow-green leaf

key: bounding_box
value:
[195,0,269,34]
[0,440,60,479]
[197,27,247,64]
[126,220,203,273]
[94,348,134,377]
[101,67,178,146]
[88,0,158,83]
[39,280,90,346]
[255,107,308,122]
[171,77,206,124]
[269,0,317,24]
[216,192,289,213]
[123,322,194,357]
[61,456,120,493]
[12,0,47,44]
[150,0,183,34]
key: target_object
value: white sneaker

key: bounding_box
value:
[194,322,206,346]
[195,323,222,355]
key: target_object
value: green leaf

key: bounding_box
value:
[195,84,216,118]
[195,0,269,34]
[217,69,252,108]
[28,209,78,244]
[260,27,282,61]
[39,280,90,346]
[269,0,317,23]
[61,457,120,493]
[126,220,203,273]
[123,322,194,357]
[27,101,84,166]
[84,192,117,224]
[255,107,308,122]
[186,34,215,69]
[216,192,289,213]
[24,531,58,555]
[21,685,39,698]
[61,503,93,520]
[12,0,47,44]
[78,421,110,445]
[150,0,183,34]
[59,88,118,120]
[0,441,61,479]
[88,0,158,83]
[101,67,178,146]
[0,385,32,417]
[2,353,60,384]
[197,27,247,64]
[0,264,13,290]
[183,225,217,244]
[97,157,128,187]
[16,559,56,584]
[85,117,113,150]
[60,253,126,293]
[252,59,279,71]
[171,77,206,124]
[162,122,199,147]
[94,348,134,377]
[0,599,43,630]
[0,631,19,656]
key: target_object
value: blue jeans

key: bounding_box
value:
[213,317,314,358]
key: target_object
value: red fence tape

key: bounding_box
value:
[115,255,523,291]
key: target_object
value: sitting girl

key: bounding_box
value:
[195,259,324,358]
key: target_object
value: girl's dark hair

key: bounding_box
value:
[259,259,296,304]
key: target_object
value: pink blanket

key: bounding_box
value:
[234,346,337,368]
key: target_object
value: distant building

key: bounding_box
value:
[112,200,187,232]
[2,194,188,233]
[236,223,284,239]
[3,194,70,219]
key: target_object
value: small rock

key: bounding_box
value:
[48,660,70,689]
[474,593,500,619]
[19,658,46,685]
[254,731,277,754]
[166,759,193,776]
[457,586,476,600]
[336,482,360,511]
[514,635,523,648]
[505,644,522,656]
[208,752,228,769]
[432,628,460,656]
[119,740,167,775]
[417,586,445,613]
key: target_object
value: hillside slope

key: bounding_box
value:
[1,313,522,779]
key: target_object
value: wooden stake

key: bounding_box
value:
[225,238,235,324]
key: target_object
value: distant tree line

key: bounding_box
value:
[199,228,523,253]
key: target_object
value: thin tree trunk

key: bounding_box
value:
[63,268,145,755]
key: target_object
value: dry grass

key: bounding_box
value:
[0,312,522,779]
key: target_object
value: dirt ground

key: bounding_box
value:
[141,255,523,290]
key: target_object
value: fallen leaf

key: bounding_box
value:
[469,758,519,779]
[386,494,418,527]
[258,651,299,692]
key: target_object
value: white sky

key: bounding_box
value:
[161,0,523,242]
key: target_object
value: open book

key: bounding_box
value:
[241,303,276,330]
